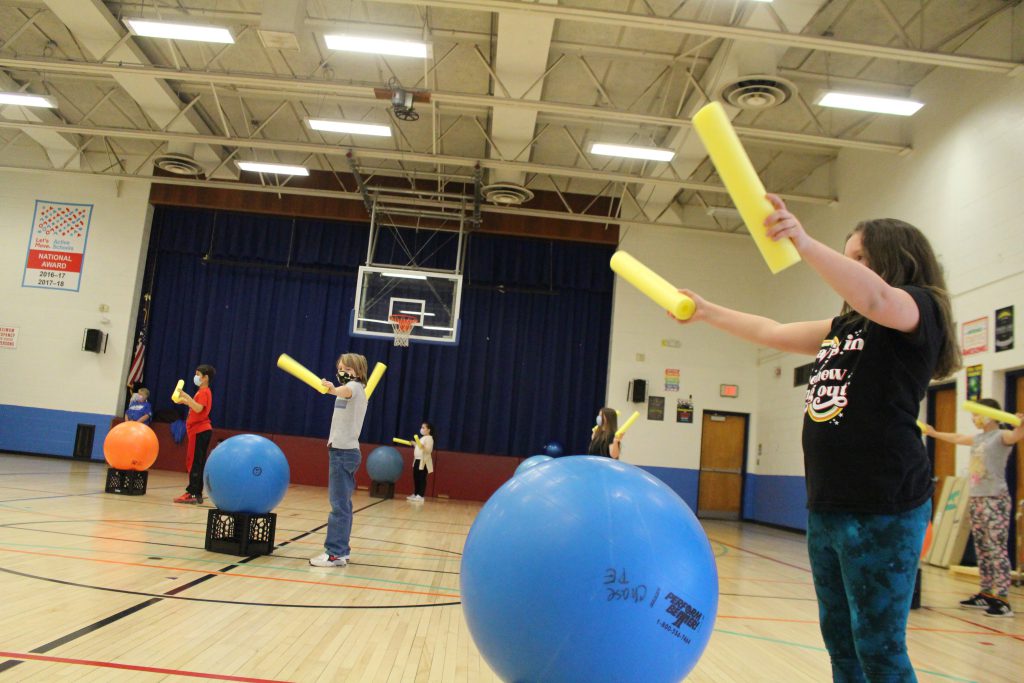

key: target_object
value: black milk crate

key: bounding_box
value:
[370,480,395,500]
[105,468,148,495]
[205,509,277,556]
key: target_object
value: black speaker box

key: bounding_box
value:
[83,328,107,353]
[627,379,647,403]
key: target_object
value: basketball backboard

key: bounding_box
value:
[350,265,461,345]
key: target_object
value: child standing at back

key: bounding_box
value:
[674,194,960,681]
[310,352,368,568]
[174,365,215,504]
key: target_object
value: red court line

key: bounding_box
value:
[717,614,1024,637]
[0,546,460,599]
[921,607,1024,642]
[0,650,289,682]
[708,536,813,573]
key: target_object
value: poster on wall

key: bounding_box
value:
[22,200,93,292]
[994,306,1014,352]
[966,365,982,402]
[676,396,694,424]
[961,317,988,356]
[647,396,665,421]
[0,326,17,350]
[665,368,680,392]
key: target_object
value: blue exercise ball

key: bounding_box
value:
[204,435,290,514]
[366,445,403,483]
[461,456,718,683]
[514,454,552,476]
[542,440,564,457]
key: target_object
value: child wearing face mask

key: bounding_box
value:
[587,407,621,459]
[173,364,216,505]
[407,422,435,502]
[309,353,369,568]
[125,387,152,424]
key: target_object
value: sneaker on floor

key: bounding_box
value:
[412,495,425,502]
[173,493,199,504]
[958,593,992,609]
[406,494,418,501]
[309,552,348,567]
[983,598,1014,618]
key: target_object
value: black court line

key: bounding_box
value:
[0,497,436,674]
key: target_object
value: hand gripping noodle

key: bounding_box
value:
[962,400,1021,427]
[276,354,329,394]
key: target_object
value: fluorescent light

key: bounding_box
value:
[589,143,675,162]
[817,91,923,116]
[236,161,309,176]
[125,18,234,44]
[307,119,391,137]
[385,272,430,280]
[0,92,57,108]
[324,34,429,58]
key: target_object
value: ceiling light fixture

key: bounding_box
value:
[307,119,392,137]
[0,92,57,108]
[589,143,675,162]
[816,91,924,116]
[125,19,234,44]
[324,34,429,58]
[236,161,309,176]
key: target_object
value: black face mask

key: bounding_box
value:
[337,371,356,385]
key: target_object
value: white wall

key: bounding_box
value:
[0,169,153,417]
[608,223,772,470]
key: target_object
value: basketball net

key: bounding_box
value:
[389,315,417,347]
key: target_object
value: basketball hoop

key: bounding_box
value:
[389,315,417,347]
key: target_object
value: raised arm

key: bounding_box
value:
[922,424,973,446]
[1001,415,1024,446]
[764,194,921,333]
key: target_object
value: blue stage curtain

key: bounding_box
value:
[143,205,614,457]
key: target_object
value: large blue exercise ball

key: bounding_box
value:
[514,454,552,476]
[366,445,403,483]
[461,456,718,683]
[204,435,290,514]
[542,440,564,457]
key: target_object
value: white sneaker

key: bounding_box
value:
[406,494,418,501]
[413,495,425,502]
[309,552,348,567]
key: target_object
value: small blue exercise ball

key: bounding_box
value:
[366,445,404,483]
[542,440,564,457]
[461,456,718,683]
[204,434,290,514]
[514,454,552,476]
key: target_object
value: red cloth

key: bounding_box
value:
[185,386,212,470]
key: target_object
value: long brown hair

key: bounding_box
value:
[589,407,619,452]
[841,219,960,379]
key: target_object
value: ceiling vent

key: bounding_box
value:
[482,183,534,206]
[154,153,204,176]
[717,75,797,111]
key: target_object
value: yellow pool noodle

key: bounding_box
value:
[393,437,413,446]
[365,362,387,399]
[171,379,184,404]
[692,101,801,275]
[962,401,1021,427]
[414,435,423,449]
[916,420,927,434]
[276,354,328,394]
[615,411,641,438]
[609,251,695,320]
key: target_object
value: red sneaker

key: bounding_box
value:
[174,493,198,504]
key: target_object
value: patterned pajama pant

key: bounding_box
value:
[969,493,1012,597]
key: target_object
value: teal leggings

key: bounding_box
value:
[807,500,931,683]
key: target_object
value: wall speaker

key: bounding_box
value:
[627,379,647,403]
[83,328,107,353]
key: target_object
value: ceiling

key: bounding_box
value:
[0,0,1021,237]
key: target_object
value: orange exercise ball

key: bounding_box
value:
[104,421,159,471]
[920,521,934,560]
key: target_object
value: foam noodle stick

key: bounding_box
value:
[414,435,423,449]
[916,420,928,435]
[609,251,695,320]
[365,362,387,399]
[393,437,413,446]
[962,400,1021,427]
[276,353,328,394]
[615,411,641,438]
[171,379,184,404]
[691,101,801,274]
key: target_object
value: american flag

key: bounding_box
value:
[126,328,145,387]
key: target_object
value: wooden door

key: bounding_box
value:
[930,386,957,511]
[697,412,747,520]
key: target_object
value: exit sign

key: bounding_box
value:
[720,384,739,398]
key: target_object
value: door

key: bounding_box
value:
[697,412,748,520]
[929,385,956,511]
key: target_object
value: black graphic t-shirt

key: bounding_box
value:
[802,286,943,513]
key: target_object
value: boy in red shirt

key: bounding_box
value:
[174,364,215,504]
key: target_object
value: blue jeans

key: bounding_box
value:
[325,447,361,557]
[807,500,931,683]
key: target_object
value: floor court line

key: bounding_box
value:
[0,650,292,682]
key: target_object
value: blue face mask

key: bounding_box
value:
[595,414,603,426]
[193,375,202,387]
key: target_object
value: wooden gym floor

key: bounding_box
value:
[0,453,1020,682]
